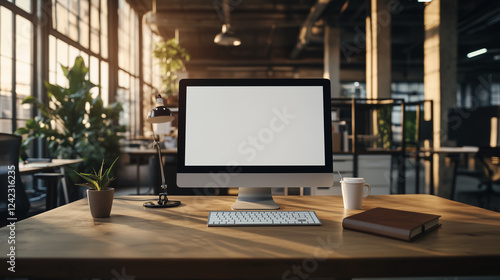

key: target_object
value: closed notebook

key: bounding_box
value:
[342,207,441,241]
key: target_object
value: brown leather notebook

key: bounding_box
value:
[342,207,441,241]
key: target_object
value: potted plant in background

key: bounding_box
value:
[15,56,124,200]
[74,158,118,218]
[152,37,190,105]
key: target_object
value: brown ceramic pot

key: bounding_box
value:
[87,188,114,218]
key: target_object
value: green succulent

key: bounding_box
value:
[74,157,119,191]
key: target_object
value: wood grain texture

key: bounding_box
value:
[1,194,499,279]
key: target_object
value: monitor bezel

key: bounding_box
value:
[177,78,333,174]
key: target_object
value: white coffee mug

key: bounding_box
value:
[340,177,371,210]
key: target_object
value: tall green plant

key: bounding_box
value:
[152,38,190,96]
[377,107,393,149]
[15,56,125,174]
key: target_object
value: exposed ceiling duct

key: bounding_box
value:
[291,0,332,59]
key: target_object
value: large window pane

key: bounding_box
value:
[100,60,108,105]
[0,5,34,133]
[0,119,12,133]
[80,20,89,48]
[69,44,80,63]
[14,0,32,14]
[142,25,152,85]
[89,55,99,85]
[100,0,108,58]
[16,83,31,120]
[117,69,130,135]
[1,91,12,119]
[117,0,141,137]
[0,57,13,92]
[89,55,99,98]
[55,39,68,86]
[68,6,78,42]
[90,0,99,54]
[54,0,69,35]
[15,61,31,86]
[16,15,32,64]
[1,7,13,58]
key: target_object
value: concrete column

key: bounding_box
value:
[366,0,392,99]
[423,0,457,196]
[324,19,341,98]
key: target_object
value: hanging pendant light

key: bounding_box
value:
[214,0,241,46]
[214,23,241,46]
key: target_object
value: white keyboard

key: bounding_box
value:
[207,211,322,226]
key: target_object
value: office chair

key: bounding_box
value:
[456,147,500,210]
[0,133,31,227]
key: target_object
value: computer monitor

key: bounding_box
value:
[177,79,334,210]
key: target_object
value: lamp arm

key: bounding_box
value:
[151,123,167,192]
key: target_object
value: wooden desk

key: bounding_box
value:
[1,195,499,279]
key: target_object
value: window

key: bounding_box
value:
[0,4,34,133]
[142,21,162,135]
[117,0,140,138]
[1,0,171,139]
[492,84,500,105]
[50,0,108,97]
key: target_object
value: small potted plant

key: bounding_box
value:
[74,158,118,218]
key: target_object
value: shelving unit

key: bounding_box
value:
[313,98,407,195]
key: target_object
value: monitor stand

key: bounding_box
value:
[231,187,280,210]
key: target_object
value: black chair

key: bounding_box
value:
[0,133,31,227]
[457,147,500,209]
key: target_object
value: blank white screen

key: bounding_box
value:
[184,86,325,166]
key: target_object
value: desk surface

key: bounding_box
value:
[19,158,83,174]
[1,195,500,279]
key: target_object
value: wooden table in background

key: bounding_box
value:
[419,146,479,196]
[1,194,499,279]
[19,159,83,208]
[19,158,83,174]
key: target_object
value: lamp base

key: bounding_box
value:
[143,193,181,208]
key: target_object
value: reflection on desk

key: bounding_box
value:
[1,194,499,279]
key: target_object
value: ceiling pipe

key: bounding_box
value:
[290,0,332,59]
[290,0,350,59]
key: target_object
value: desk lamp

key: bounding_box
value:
[143,94,181,208]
